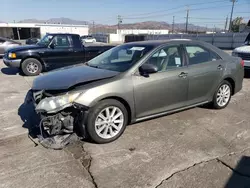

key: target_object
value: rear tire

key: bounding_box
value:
[212,80,232,109]
[21,58,42,76]
[86,99,128,144]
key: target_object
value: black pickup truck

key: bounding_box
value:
[3,33,115,76]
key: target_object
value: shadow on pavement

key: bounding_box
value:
[224,156,250,188]
[1,67,22,75]
[18,92,40,138]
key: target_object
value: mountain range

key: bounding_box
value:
[4,17,219,32]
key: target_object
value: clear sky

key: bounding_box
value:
[1,0,249,28]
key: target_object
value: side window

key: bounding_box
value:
[185,46,219,65]
[52,36,70,48]
[0,39,5,43]
[146,46,183,72]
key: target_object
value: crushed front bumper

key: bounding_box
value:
[25,90,87,149]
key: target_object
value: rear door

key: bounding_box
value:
[184,44,224,105]
[68,35,85,64]
[43,35,76,69]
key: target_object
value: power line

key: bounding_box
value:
[123,0,229,17]
[190,2,248,11]
[123,2,248,20]
[188,17,226,20]
[123,10,184,20]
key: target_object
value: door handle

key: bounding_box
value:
[217,65,223,70]
[178,72,188,78]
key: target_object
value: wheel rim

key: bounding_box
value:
[27,62,38,73]
[216,84,231,107]
[95,106,124,139]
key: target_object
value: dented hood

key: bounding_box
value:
[32,65,119,90]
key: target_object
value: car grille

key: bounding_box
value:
[237,53,250,60]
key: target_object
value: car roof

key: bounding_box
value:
[47,33,79,36]
[125,39,195,46]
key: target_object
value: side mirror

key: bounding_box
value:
[49,43,55,49]
[139,63,158,77]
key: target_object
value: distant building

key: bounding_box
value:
[0,22,89,39]
[95,29,169,43]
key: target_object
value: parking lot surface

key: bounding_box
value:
[1,58,250,188]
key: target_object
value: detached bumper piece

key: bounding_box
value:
[37,111,84,150]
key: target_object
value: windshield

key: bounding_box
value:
[37,34,54,46]
[87,44,154,72]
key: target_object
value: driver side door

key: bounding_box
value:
[43,35,75,70]
[132,45,189,118]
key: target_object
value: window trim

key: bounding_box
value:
[138,44,186,74]
[183,44,222,66]
[50,35,72,49]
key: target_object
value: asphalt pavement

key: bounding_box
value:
[1,57,250,188]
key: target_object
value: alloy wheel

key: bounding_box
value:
[27,62,39,73]
[94,106,124,139]
[216,84,231,107]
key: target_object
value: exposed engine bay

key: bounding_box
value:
[27,89,87,149]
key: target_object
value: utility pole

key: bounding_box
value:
[185,6,189,34]
[229,0,237,32]
[92,21,95,34]
[172,16,175,34]
[224,15,228,32]
[117,15,122,31]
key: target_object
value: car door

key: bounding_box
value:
[133,45,189,118]
[184,44,224,105]
[43,35,76,69]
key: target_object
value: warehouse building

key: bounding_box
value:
[0,23,89,39]
[93,29,169,43]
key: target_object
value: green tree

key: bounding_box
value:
[231,17,244,32]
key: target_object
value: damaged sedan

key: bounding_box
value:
[27,40,244,147]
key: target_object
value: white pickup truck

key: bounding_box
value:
[232,33,250,69]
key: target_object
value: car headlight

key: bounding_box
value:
[232,52,238,57]
[36,93,80,113]
[8,52,16,59]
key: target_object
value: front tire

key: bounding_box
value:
[86,99,128,144]
[21,58,42,76]
[212,80,232,109]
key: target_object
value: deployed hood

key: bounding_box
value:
[8,44,45,52]
[32,65,119,90]
[233,45,250,53]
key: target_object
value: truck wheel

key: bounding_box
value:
[21,58,42,76]
[86,99,128,144]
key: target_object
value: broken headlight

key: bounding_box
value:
[36,93,80,113]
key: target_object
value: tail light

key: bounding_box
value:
[240,59,245,67]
